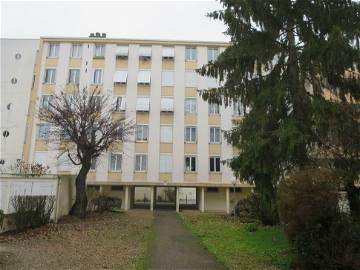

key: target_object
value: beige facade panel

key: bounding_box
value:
[87,172,97,181]
[113,85,127,95]
[184,143,197,154]
[161,86,174,96]
[135,142,148,153]
[92,58,105,68]
[45,58,58,67]
[185,88,198,97]
[137,85,151,96]
[64,84,79,93]
[116,59,128,69]
[160,114,174,124]
[209,144,222,154]
[108,172,122,181]
[42,84,55,94]
[184,173,197,182]
[208,115,221,125]
[68,58,82,67]
[90,85,103,93]
[136,113,149,124]
[109,141,123,152]
[34,140,48,151]
[184,114,197,125]
[159,173,172,183]
[209,173,222,183]
[134,172,147,181]
[185,61,197,70]
[162,59,174,70]
[233,147,240,156]
[139,60,151,69]
[159,143,173,153]
[204,187,226,212]
[112,112,125,121]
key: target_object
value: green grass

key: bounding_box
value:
[179,212,293,270]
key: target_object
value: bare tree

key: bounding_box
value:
[39,87,133,218]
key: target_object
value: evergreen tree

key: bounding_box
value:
[199,0,360,222]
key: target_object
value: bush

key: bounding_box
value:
[11,195,55,232]
[91,196,122,213]
[244,223,259,232]
[278,167,360,269]
[0,209,4,229]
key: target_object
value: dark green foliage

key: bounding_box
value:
[91,196,122,213]
[11,195,55,232]
[243,223,259,232]
[278,168,360,269]
[0,209,4,229]
[199,0,360,223]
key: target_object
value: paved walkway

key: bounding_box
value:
[146,211,226,270]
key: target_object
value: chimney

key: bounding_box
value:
[102,33,106,38]
[89,33,95,37]
[95,32,101,37]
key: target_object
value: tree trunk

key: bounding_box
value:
[346,181,360,217]
[70,164,91,218]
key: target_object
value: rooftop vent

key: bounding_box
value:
[89,33,107,38]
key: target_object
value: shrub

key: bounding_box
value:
[278,167,360,269]
[91,196,122,213]
[0,209,4,229]
[11,195,55,232]
[244,223,259,232]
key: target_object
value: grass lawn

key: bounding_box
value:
[0,210,153,270]
[179,212,293,270]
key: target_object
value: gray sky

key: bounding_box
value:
[1,1,229,41]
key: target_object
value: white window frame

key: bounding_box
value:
[36,123,50,140]
[233,101,250,116]
[139,46,152,60]
[209,156,221,172]
[160,97,174,112]
[40,95,54,110]
[162,47,175,59]
[47,44,59,58]
[185,47,197,61]
[34,152,48,167]
[68,69,80,85]
[209,127,222,143]
[58,153,73,171]
[185,98,197,114]
[116,45,129,58]
[113,70,128,84]
[184,155,197,172]
[208,48,219,62]
[90,158,96,171]
[71,44,82,58]
[185,71,198,88]
[135,154,147,172]
[94,44,105,58]
[113,96,126,112]
[160,125,173,143]
[137,70,151,85]
[136,125,149,142]
[109,153,122,172]
[208,103,220,115]
[161,71,174,86]
[44,68,56,84]
[185,126,197,143]
[159,154,173,173]
[93,69,103,85]
[136,97,150,112]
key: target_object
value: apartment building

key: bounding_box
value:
[19,34,253,213]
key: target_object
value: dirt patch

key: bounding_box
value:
[0,210,153,270]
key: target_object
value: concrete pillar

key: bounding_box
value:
[176,187,180,212]
[150,186,154,211]
[124,186,130,211]
[226,187,230,214]
[200,187,205,212]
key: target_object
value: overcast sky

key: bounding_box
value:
[1,1,229,41]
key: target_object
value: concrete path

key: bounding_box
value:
[146,211,226,270]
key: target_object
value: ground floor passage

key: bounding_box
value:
[87,184,252,214]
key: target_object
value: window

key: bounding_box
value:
[210,127,221,143]
[93,69,103,84]
[233,101,247,116]
[40,95,53,110]
[207,77,219,88]
[136,125,149,141]
[185,47,197,61]
[138,70,151,85]
[208,48,219,62]
[58,153,72,171]
[185,127,197,143]
[110,153,122,171]
[208,103,220,115]
[34,152,48,166]
[185,71,197,87]
[71,44,82,58]
[68,69,80,85]
[139,46,151,60]
[135,154,147,171]
[44,69,56,84]
[136,97,150,111]
[111,186,123,191]
[36,123,50,139]
[207,187,219,192]
[161,71,174,86]
[94,44,105,58]
[185,98,197,114]
[116,45,128,58]
[160,154,172,173]
[113,70,128,84]
[91,95,102,111]
[47,44,59,58]
[160,125,173,143]
[160,98,174,112]
[209,156,221,172]
[114,96,126,111]
[162,47,175,59]
[90,158,96,170]
[185,156,196,172]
